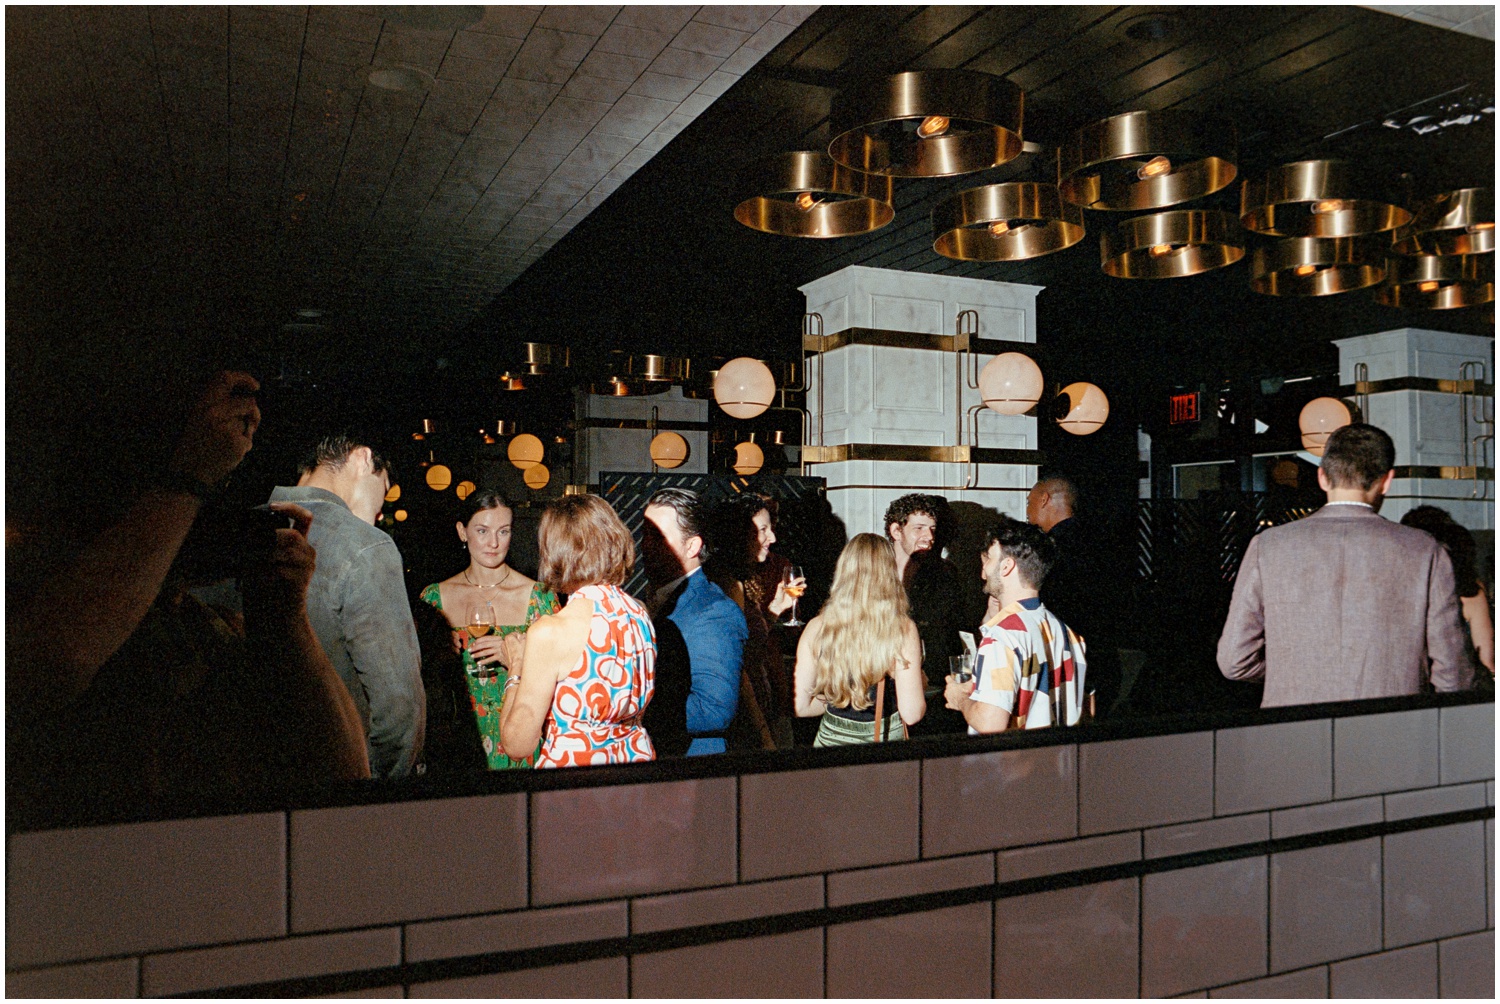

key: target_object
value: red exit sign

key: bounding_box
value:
[1170,392,1200,424]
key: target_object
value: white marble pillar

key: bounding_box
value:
[800,265,1044,535]
[1333,328,1495,529]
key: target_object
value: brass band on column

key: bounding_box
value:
[932,183,1085,261]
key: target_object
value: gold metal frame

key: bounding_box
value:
[1340,375,1496,397]
[1250,236,1387,296]
[1058,110,1237,210]
[1393,188,1494,256]
[801,443,1045,464]
[733,151,894,238]
[1391,465,1495,480]
[1375,254,1495,309]
[828,70,1024,178]
[1241,160,1412,237]
[1100,210,1244,278]
[932,182,1085,261]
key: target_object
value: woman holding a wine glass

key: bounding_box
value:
[419,491,559,769]
[705,495,806,746]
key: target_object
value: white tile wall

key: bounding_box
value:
[5,704,1491,997]
[1215,720,1331,814]
[1334,709,1440,798]
[1383,821,1488,947]
[1269,839,1382,972]
[1142,858,1268,997]
[1080,732,1215,834]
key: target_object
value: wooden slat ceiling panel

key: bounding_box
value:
[7,4,818,349]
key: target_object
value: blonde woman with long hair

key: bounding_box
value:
[794,534,925,744]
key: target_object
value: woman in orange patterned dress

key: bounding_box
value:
[497,494,656,767]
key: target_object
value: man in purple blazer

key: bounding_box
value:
[1218,424,1471,706]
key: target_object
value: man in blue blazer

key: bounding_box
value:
[641,489,747,756]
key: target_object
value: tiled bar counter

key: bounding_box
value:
[7,694,1494,998]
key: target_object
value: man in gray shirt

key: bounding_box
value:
[270,435,424,777]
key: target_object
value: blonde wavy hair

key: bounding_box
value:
[812,533,911,711]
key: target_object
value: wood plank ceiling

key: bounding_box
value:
[5,5,816,348]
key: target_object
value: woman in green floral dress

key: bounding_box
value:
[420,491,559,768]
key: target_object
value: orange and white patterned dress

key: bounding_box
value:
[537,583,657,767]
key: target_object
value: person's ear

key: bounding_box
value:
[456,521,468,543]
[1316,465,1331,492]
[1000,555,1017,578]
[685,534,704,562]
[350,446,374,478]
[1377,468,1396,496]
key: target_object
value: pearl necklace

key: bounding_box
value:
[463,566,513,590]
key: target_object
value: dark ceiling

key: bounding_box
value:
[6,5,1496,518]
[485,4,1494,367]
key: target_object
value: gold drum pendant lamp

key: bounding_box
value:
[1100,210,1244,278]
[932,182,1085,261]
[1250,237,1387,296]
[733,151,894,238]
[1392,188,1494,256]
[1058,110,1237,210]
[1375,254,1494,310]
[1241,160,1412,237]
[828,70,1024,178]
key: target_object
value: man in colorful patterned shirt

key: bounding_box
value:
[945,517,1087,731]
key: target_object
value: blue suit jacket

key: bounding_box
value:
[667,571,748,755]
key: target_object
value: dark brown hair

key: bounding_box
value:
[538,494,635,594]
[985,515,1059,590]
[1321,423,1395,490]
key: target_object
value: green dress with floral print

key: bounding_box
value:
[420,581,560,769]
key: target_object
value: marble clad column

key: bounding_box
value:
[800,265,1044,536]
[1333,329,1495,530]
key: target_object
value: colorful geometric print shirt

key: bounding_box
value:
[971,597,1088,729]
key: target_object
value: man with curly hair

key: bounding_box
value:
[884,494,966,732]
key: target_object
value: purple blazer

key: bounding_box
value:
[1217,504,1472,707]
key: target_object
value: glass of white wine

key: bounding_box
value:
[783,565,806,627]
[467,604,496,680]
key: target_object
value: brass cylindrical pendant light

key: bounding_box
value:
[1100,210,1244,278]
[1392,188,1494,256]
[733,151,894,238]
[1250,236,1387,296]
[1375,254,1494,309]
[1241,160,1412,237]
[1058,110,1237,210]
[932,182,1085,261]
[828,70,1024,178]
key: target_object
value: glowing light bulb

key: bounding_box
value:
[1137,155,1172,180]
[916,115,950,138]
[1295,264,1318,276]
[1419,280,1441,292]
[1312,199,1350,214]
[988,220,1011,237]
[1468,221,1495,233]
[1149,244,1174,257]
[794,191,820,212]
